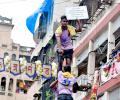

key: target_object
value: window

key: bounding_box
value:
[2,44,7,48]
[38,12,48,39]
[8,78,13,92]
[4,52,9,58]
[12,46,17,50]
[12,54,16,60]
[1,77,6,91]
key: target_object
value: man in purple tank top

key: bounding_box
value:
[55,15,82,71]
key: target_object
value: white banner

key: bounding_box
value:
[42,64,52,79]
[26,63,36,78]
[65,6,89,20]
[10,60,20,76]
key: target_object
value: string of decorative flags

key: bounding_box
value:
[0,56,58,80]
[100,50,120,83]
[90,50,120,99]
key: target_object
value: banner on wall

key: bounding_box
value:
[0,57,53,80]
[26,63,36,78]
[101,59,120,83]
[10,60,20,76]
[0,58,5,72]
[42,64,52,79]
[65,6,89,20]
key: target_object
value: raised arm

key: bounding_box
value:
[75,19,82,32]
[56,35,62,49]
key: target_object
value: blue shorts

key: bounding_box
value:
[58,94,73,100]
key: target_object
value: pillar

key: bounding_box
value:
[5,76,9,97]
[107,22,115,62]
[87,40,96,83]
[102,92,109,100]
[71,57,78,77]
[13,78,17,94]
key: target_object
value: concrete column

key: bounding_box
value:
[13,78,17,94]
[87,40,96,83]
[107,22,115,62]
[102,92,109,100]
[5,76,9,96]
[71,57,78,77]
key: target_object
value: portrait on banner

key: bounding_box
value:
[26,63,36,78]
[10,60,20,76]
[42,64,52,79]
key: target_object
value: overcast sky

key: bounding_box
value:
[0,0,44,47]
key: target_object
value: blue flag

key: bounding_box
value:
[26,0,54,35]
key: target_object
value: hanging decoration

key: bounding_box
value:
[42,64,52,79]
[19,57,27,73]
[0,58,5,72]
[100,49,120,83]
[109,62,118,78]
[51,62,57,77]
[26,63,36,78]
[0,56,53,80]
[35,60,42,76]
[116,50,120,62]
[4,56,11,72]
[10,60,20,76]
[90,84,98,100]
[90,70,99,100]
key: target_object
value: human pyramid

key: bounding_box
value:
[50,15,82,100]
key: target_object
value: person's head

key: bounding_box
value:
[63,65,71,72]
[60,15,68,27]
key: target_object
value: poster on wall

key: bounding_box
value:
[0,58,5,72]
[26,63,36,78]
[42,64,52,79]
[10,60,20,76]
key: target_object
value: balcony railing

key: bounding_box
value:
[73,0,113,49]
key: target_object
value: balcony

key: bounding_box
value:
[73,0,114,49]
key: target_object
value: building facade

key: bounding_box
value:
[72,0,120,99]
[0,16,38,100]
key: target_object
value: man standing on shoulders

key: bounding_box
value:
[55,15,82,71]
